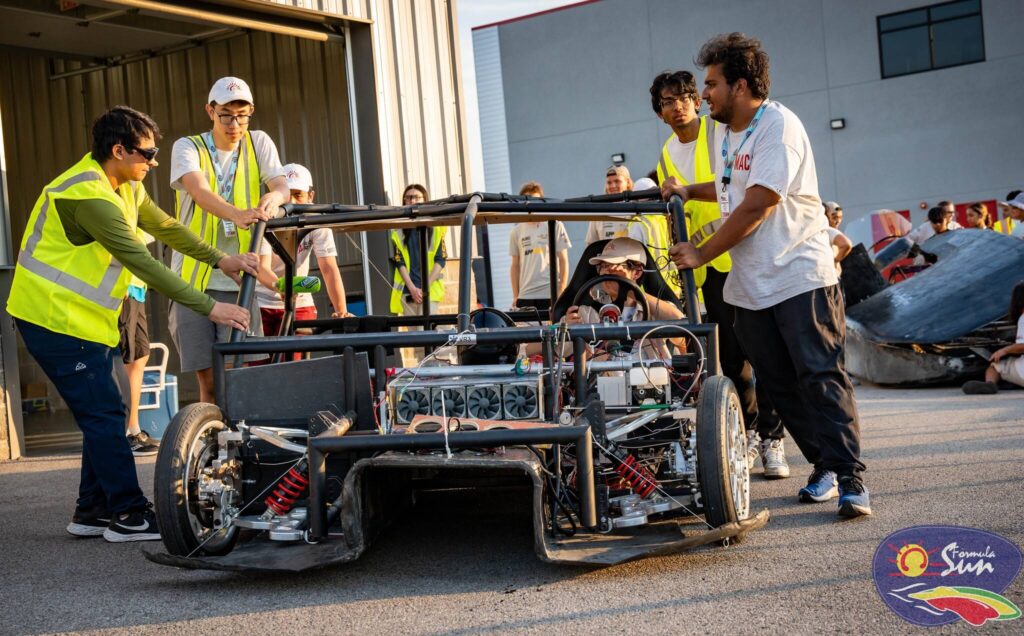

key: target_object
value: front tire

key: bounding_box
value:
[695,376,750,528]
[153,402,239,556]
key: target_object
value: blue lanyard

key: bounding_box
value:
[202,132,241,202]
[720,102,769,186]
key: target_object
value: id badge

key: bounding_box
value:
[717,188,732,219]
[222,219,237,237]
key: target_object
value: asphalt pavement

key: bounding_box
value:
[1,385,1022,635]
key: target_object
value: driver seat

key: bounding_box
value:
[551,239,685,322]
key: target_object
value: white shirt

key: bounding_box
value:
[665,136,698,184]
[1011,222,1024,239]
[256,228,337,310]
[907,219,962,245]
[170,130,285,291]
[715,101,837,310]
[585,220,632,244]
[509,222,571,300]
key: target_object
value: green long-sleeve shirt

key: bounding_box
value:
[54,188,225,314]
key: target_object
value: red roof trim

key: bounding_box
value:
[471,0,602,31]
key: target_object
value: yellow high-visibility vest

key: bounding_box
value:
[994,217,1016,235]
[657,115,733,289]
[7,154,140,346]
[390,228,446,314]
[627,213,681,295]
[174,132,259,291]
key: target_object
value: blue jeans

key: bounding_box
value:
[16,319,148,514]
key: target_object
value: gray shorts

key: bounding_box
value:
[169,290,266,372]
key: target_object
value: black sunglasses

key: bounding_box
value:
[127,146,159,161]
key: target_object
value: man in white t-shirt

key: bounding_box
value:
[168,76,289,402]
[585,166,634,244]
[510,181,571,312]
[823,201,852,274]
[664,33,870,517]
[907,201,961,245]
[256,164,349,354]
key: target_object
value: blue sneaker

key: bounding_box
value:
[837,476,872,517]
[798,468,838,503]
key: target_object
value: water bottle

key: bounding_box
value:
[276,275,321,294]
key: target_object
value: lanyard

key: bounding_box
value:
[720,101,768,187]
[201,132,241,202]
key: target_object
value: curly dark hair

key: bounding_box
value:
[649,70,699,114]
[91,106,161,163]
[695,33,771,100]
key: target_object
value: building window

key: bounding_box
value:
[878,0,985,79]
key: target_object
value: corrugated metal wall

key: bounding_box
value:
[0,30,358,255]
[270,0,470,203]
[0,0,471,443]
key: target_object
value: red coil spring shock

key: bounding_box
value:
[615,454,658,498]
[264,460,309,516]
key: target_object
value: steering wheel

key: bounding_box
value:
[461,307,517,365]
[569,275,650,323]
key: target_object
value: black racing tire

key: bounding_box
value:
[153,402,239,557]
[695,375,750,529]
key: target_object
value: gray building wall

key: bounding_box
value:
[476,0,1024,258]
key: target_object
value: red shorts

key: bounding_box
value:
[257,305,317,362]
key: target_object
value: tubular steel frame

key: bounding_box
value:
[215,192,717,542]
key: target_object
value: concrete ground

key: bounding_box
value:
[1,385,1021,635]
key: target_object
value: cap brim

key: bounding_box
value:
[588,255,631,265]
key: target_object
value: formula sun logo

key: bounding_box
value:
[873,526,1022,627]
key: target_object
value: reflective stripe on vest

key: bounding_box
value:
[174,132,258,291]
[8,154,140,346]
[390,228,446,314]
[17,172,125,311]
[656,115,733,285]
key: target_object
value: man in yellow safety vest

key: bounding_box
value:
[651,69,789,479]
[7,106,257,542]
[169,77,290,403]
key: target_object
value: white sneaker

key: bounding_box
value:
[761,438,791,479]
[745,430,761,470]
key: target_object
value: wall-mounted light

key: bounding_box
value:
[611,152,626,164]
[830,118,846,130]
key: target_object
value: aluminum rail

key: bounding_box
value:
[370,358,685,379]
[306,425,596,540]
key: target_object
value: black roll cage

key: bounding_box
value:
[211,191,717,542]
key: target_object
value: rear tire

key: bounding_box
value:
[153,402,239,556]
[695,376,750,528]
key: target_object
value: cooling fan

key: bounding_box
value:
[395,387,431,424]
[431,387,467,418]
[502,382,539,419]
[466,384,502,419]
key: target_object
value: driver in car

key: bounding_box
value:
[564,238,687,360]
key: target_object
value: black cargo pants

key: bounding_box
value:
[732,284,865,478]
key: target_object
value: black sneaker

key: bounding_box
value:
[66,503,111,537]
[127,431,159,457]
[103,504,161,542]
[962,380,998,395]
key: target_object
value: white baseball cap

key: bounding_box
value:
[999,193,1024,211]
[588,237,647,266]
[282,163,313,191]
[209,76,254,105]
[633,177,657,190]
